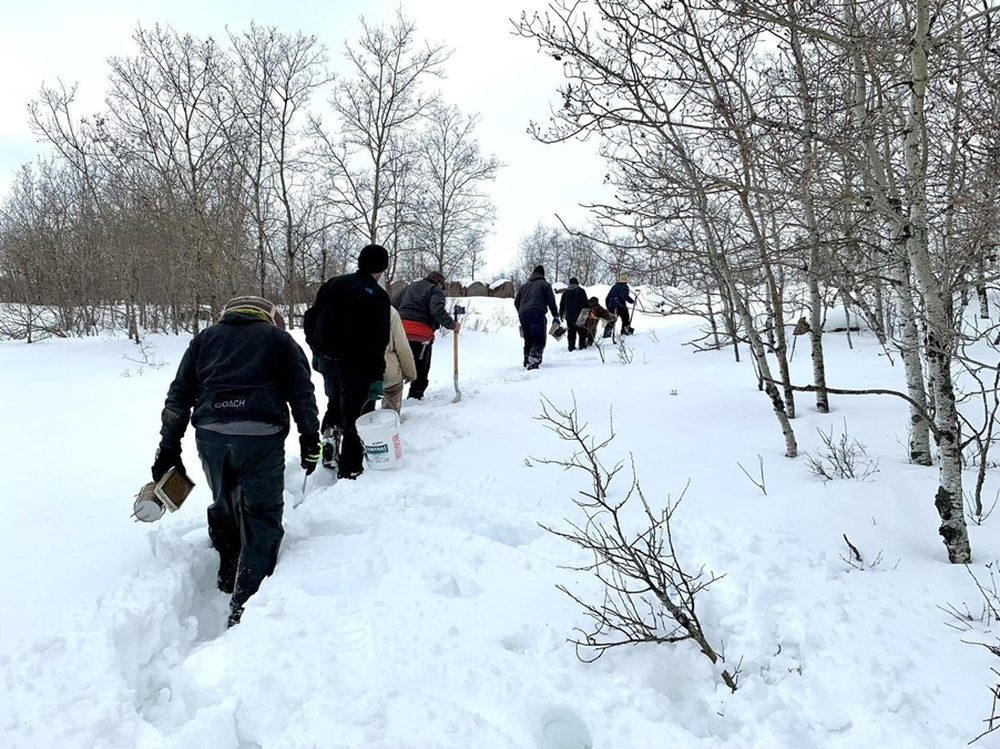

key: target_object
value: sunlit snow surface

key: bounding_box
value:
[1,293,994,748]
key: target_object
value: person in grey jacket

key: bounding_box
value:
[391,270,459,400]
[514,264,561,369]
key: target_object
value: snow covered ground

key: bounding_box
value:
[1,294,997,748]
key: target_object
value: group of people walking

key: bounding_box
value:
[515,265,638,368]
[148,247,633,627]
[149,243,459,627]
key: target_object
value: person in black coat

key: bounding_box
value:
[604,274,636,337]
[303,244,391,479]
[152,295,320,627]
[391,269,459,400]
[558,277,588,352]
[514,264,560,369]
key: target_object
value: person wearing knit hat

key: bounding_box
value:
[558,277,588,352]
[514,264,561,370]
[604,273,636,338]
[302,244,391,479]
[152,294,320,627]
[358,243,390,274]
[391,268,459,400]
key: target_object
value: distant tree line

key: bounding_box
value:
[0,11,502,338]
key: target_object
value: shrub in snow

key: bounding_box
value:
[533,396,739,692]
[805,421,879,482]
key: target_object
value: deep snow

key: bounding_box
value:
[1,294,998,748]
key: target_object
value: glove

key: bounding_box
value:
[152,444,184,482]
[300,432,321,475]
[368,380,384,400]
[553,318,562,326]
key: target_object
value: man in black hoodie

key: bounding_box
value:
[514,264,561,369]
[558,277,588,352]
[304,244,391,479]
[391,269,459,400]
[152,295,320,627]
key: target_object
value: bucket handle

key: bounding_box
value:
[366,396,400,429]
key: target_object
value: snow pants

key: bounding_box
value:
[520,311,547,368]
[196,430,285,621]
[318,357,375,478]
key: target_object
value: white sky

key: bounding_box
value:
[0,0,611,274]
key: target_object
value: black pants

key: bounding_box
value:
[567,322,584,351]
[196,430,285,619]
[407,340,433,399]
[615,305,631,331]
[520,311,547,368]
[319,358,374,477]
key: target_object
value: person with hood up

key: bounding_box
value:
[558,277,588,352]
[514,264,561,370]
[151,295,320,627]
[604,273,636,337]
[303,244,391,479]
[391,270,460,400]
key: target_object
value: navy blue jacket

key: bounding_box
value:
[159,312,319,448]
[606,282,634,310]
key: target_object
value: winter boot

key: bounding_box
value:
[321,427,341,470]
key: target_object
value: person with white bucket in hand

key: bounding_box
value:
[391,269,459,400]
[303,244,391,480]
[151,296,320,628]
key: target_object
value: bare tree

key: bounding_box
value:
[411,102,502,279]
[313,10,449,251]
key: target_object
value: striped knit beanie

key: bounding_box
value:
[220,296,282,328]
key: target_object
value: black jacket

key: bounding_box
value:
[392,278,455,330]
[606,282,634,309]
[558,283,588,326]
[514,272,559,317]
[304,270,390,380]
[159,312,319,448]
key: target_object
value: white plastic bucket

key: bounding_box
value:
[355,407,403,469]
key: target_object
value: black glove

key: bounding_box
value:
[152,444,184,482]
[300,432,321,475]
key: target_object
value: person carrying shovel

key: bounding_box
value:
[391,270,460,400]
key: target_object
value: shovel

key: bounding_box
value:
[452,326,461,403]
[451,303,465,403]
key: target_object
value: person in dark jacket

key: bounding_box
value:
[303,244,391,479]
[558,277,588,352]
[514,264,561,370]
[151,295,320,628]
[391,269,459,400]
[604,274,636,337]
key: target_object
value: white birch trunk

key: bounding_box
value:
[845,0,932,466]
[903,0,971,563]
[788,16,830,413]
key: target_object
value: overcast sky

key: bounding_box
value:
[0,0,612,275]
